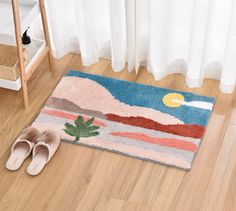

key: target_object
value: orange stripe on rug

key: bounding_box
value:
[41,109,106,127]
[111,132,197,152]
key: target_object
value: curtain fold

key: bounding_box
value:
[38,0,236,93]
[110,0,127,71]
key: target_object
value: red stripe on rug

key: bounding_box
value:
[41,109,106,127]
[111,132,197,152]
[107,114,204,138]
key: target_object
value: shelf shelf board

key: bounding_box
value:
[0,34,45,91]
[0,0,39,35]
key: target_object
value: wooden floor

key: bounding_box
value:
[0,54,236,211]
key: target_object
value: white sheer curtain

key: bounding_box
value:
[45,0,126,70]
[40,0,236,93]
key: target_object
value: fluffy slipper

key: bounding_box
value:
[27,130,60,176]
[6,127,41,171]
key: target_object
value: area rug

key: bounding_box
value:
[32,70,214,170]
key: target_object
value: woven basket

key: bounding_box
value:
[0,44,29,81]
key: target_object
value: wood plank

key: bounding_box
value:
[105,197,150,211]
[200,125,236,211]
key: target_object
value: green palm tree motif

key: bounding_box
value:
[63,116,100,142]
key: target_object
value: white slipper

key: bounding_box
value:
[6,127,42,171]
[27,130,60,176]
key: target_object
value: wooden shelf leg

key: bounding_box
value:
[12,0,29,108]
[39,0,55,72]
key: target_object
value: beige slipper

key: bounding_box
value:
[6,127,42,171]
[27,130,60,176]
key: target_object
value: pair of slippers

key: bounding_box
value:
[6,127,60,176]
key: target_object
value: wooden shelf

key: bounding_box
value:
[0,0,39,35]
[0,34,45,90]
[0,0,54,108]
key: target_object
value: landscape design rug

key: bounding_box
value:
[32,70,214,170]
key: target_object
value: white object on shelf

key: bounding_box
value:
[0,0,39,35]
[0,34,45,90]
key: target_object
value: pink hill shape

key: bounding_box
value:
[51,76,184,125]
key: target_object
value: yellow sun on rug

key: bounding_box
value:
[162,93,185,108]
